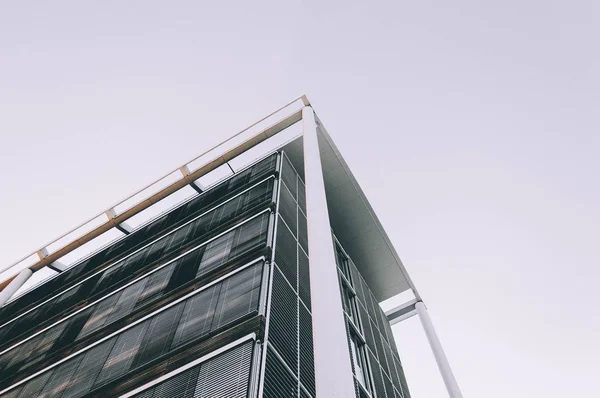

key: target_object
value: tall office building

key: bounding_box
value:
[0,97,461,398]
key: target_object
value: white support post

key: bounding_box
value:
[0,268,33,307]
[179,165,204,194]
[415,301,463,398]
[302,106,356,397]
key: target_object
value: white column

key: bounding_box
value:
[416,301,463,398]
[0,268,33,307]
[302,106,356,397]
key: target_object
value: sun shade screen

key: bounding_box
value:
[0,181,273,356]
[0,213,270,384]
[0,262,264,398]
[131,340,254,398]
[0,153,278,325]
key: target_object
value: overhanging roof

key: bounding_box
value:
[279,117,418,302]
[0,95,418,304]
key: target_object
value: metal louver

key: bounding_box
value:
[132,340,254,398]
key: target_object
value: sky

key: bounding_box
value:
[1,1,599,397]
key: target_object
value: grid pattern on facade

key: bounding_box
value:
[263,153,315,398]
[0,263,265,398]
[0,211,271,388]
[0,164,277,351]
[0,153,286,398]
[335,241,411,398]
[131,340,254,398]
[0,131,418,398]
[262,346,298,398]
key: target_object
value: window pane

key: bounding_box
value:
[197,232,234,276]
[77,292,122,339]
[62,340,115,398]
[133,305,183,369]
[172,285,220,348]
[94,323,147,387]
[212,263,262,330]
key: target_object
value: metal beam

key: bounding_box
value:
[115,223,133,235]
[105,208,133,235]
[415,301,463,398]
[303,105,356,397]
[46,262,67,273]
[385,299,418,325]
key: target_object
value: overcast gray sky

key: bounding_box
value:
[1,1,599,397]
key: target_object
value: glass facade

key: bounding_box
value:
[261,153,314,398]
[335,240,412,398]
[0,154,278,398]
[0,149,410,398]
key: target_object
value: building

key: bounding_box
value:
[0,96,462,398]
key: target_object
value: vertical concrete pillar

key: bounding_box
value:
[302,106,356,397]
[0,268,33,307]
[416,301,463,398]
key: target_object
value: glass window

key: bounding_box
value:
[37,355,82,398]
[131,263,174,309]
[212,263,262,329]
[77,293,122,339]
[335,245,351,281]
[230,213,270,258]
[132,305,183,369]
[197,232,235,276]
[350,332,371,393]
[172,285,220,347]
[94,323,147,387]
[0,261,266,398]
[342,284,360,327]
[61,340,114,398]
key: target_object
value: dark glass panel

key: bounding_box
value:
[298,178,306,214]
[368,350,387,398]
[268,268,298,375]
[93,323,147,387]
[194,340,253,398]
[14,370,52,398]
[37,355,82,398]
[212,263,262,330]
[274,217,297,289]
[172,285,219,348]
[298,247,311,310]
[299,304,315,396]
[279,182,297,237]
[0,153,277,325]
[132,305,183,369]
[61,340,115,398]
[131,341,254,398]
[281,155,297,199]
[77,292,122,339]
[263,347,297,398]
[298,212,308,253]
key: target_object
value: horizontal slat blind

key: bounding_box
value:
[131,340,254,398]
[0,154,278,323]
[0,262,264,398]
[0,212,271,383]
[263,347,297,398]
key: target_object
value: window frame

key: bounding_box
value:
[350,329,374,396]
